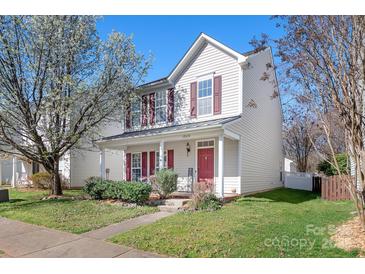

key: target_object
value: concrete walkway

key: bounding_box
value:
[82,211,174,240]
[0,211,173,258]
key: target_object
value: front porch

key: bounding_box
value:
[97,124,242,197]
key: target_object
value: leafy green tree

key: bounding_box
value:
[0,16,150,195]
[317,153,348,176]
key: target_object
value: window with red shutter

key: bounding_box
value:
[167,88,174,122]
[167,150,174,169]
[142,152,147,178]
[190,82,197,118]
[213,75,222,114]
[126,153,131,181]
[149,93,155,125]
[149,151,155,175]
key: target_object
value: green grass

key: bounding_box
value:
[110,188,359,258]
[0,188,157,234]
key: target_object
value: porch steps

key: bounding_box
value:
[157,205,180,213]
[156,199,191,212]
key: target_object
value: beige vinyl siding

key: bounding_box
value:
[123,137,240,193]
[70,121,124,187]
[223,137,240,193]
[173,42,241,124]
[124,41,241,132]
[125,141,195,191]
[226,48,283,194]
[70,148,123,187]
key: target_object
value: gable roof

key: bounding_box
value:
[139,33,249,88]
[167,33,247,83]
[242,46,269,57]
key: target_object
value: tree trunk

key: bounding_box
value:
[51,158,63,195]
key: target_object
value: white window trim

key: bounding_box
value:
[155,90,167,125]
[196,139,215,149]
[131,152,142,181]
[197,76,214,117]
[155,150,168,171]
[131,98,141,129]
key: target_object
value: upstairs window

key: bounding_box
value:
[198,79,213,116]
[131,98,141,127]
[155,90,166,123]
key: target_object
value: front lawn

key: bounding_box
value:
[110,188,359,257]
[0,189,157,234]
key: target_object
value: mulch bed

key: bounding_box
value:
[101,199,140,208]
[331,216,365,256]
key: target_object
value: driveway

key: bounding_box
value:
[0,217,165,258]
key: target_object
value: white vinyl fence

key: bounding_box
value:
[284,172,313,191]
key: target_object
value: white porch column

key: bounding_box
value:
[99,148,106,179]
[11,155,17,188]
[218,134,225,198]
[237,139,242,194]
[159,140,165,170]
[121,149,125,180]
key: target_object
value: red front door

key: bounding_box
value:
[197,148,214,184]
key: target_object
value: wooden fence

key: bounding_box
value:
[321,175,352,201]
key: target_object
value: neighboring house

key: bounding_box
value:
[284,158,297,173]
[0,155,32,186]
[0,121,124,188]
[97,33,284,197]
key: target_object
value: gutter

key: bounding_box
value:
[96,124,223,146]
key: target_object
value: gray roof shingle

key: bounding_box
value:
[101,115,241,141]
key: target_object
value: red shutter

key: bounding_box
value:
[141,95,148,127]
[142,152,147,178]
[167,88,174,123]
[213,75,222,115]
[126,153,131,181]
[149,151,155,175]
[190,82,197,118]
[167,150,174,169]
[125,102,131,129]
[149,93,155,125]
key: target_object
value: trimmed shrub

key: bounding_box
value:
[196,193,223,211]
[117,182,152,204]
[30,172,53,189]
[190,181,222,211]
[153,169,178,198]
[83,177,110,200]
[30,172,68,190]
[83,177,152,204]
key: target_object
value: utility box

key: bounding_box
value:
[0,189,9,202]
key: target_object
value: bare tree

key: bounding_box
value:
[0,16,150,195]
[274,16,365,228]
[283,107,318,172]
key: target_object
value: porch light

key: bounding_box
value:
[186,142,191,156]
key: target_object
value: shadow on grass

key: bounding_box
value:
[0,197,74,212]
[238,188,320,204]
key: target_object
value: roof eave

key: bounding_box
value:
[96,123,224,146]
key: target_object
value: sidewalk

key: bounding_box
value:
[0,214,171,258]
[82,211,174,240]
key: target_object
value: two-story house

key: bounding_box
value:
[96,33,283,197]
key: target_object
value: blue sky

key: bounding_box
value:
[97,16,284,83]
